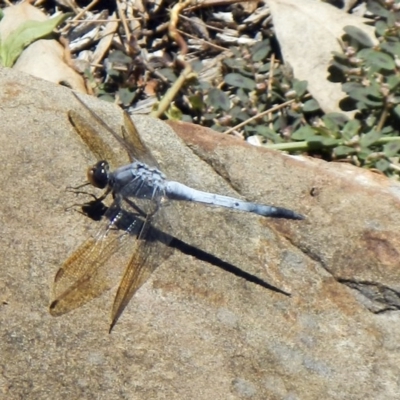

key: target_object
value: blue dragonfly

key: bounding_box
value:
[50,93,304,331]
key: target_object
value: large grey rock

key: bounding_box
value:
[1,66,400,399]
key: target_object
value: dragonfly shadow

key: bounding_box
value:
[81,200,291,297]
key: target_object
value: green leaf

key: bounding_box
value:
[324,113,349,128]
[199,81,211,91]
[334,145,356,157]
[236,110,251,121]
[375,21,388,37]
[313,126,334,138]
[224,73,256,90]
[322,116,338,133]
[255,126,282,142]
[237,67,255,78]
[358,150,370,161]
[108,50,132,64]
[165,104,183,121]
[159,68,177,83]
[367,0,390,18]
[358,49,395,71]
[302,99,320,112]
[291,125,315,141]
[203,113,217,121]
[344,26,374,48]
[293,80,308,97]
[236,88,249,103]
[347,87,383,107]
[381,41,400,57]
[188,94,204,112]
[381,126,394,135]
[342,82,363,94]
[387,75,400,91]
[360,129,381,148]
[118,88,136,106]
[223,58,245,69]
[375,159,390,172]
[258,63,270,73]
[384,141,400,157]
[342,119,361,140]
[0,12,72,67]
[387,12,399,28]
[208,88,230,111]
[251,40,270,62]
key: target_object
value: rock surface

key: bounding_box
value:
[1,67,400,399]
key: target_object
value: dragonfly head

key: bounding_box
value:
[87,160,110,189]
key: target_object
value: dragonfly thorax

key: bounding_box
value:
[111,162,167,200]
[87,160,110,189]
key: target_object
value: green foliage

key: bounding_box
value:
[264,1,400,179]
[0,13,71,67]
[307,0,400,177]
[173,38,316,137]
[85,0,400,179]
[93,49,142,106]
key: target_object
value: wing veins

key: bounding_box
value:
[50,215,134,316]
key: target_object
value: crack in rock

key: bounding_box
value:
[339,279,400,313]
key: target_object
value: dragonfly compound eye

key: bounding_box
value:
[87,160,110,189]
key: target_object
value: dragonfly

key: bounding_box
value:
[50,92,304,332]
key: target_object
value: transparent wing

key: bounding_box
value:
[51,192,175,327]
[49,205,142,316]
[121,111,159,167]
[71,92,158,167]
[68,110,121,167]
[109,196,174,331]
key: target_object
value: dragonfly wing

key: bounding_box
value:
[71,92,157,167]
[109,197,174,331]
[121,111,159,167]
[50,206,142,316]
[68,110,120,167]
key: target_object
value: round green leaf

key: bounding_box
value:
[360,129,381,148]
[367,1,390,18]
[358,49,395,71]
[344,26,374,48]
[224,73,256,90]
[251,40,271,62]
[188,94,204,112]
[342,119,361,140]
[381,42,400,57]
[291,126,315,140]
[375,159,390,172]
[118,88,136,106]
[302,99,320,112]
[208,88,230,111]
[159,68,177,83]
[384,142,400,157]
[375,21,388,37]
[293,80,308,98]
[256,126,281,142]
